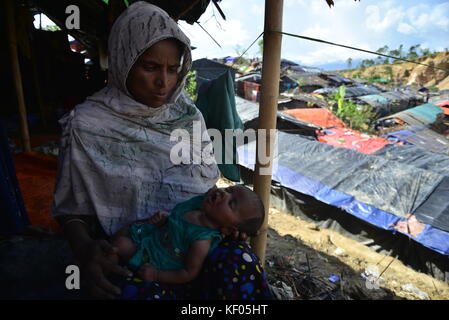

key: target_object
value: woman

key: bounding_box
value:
[52,2,272,300]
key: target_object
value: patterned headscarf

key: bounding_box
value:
[52,2,219,236]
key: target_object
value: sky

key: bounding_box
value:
[178,0,449,69]
[34,0,449,70]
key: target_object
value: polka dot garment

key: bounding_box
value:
[114,240,273,300]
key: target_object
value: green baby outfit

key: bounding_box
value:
[128,195,222,271]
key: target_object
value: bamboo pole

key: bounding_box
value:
[4,0,31,152]
[250,0,283,266]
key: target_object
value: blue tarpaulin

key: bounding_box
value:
[237,131,449,256]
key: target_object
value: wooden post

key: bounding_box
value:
[250,0,283,266]
[4,0,31,152]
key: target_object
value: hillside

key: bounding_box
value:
[342,52,449,90]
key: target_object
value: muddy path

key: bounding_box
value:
[218,179,449,300]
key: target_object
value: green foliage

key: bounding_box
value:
[384,66,394,82]
[185,70,198,102]
[42,25,61,31]
[234,45,251,66]
[327,86,375,132]
[364,74,390,84]
[349,44,435,71]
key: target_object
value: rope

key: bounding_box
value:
[231,30,449,73]
[231,32,264,69]
[273,30,449,73]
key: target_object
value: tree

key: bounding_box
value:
[346,57,353,69]
[408,44,420,60]
[420,47,431,56]
[376,45,389,65]
[234,45,250,66]
[364,59,375,67]
[327,86,375,132]
[185,71,198,102]
[389,49,400,62]
[398,44,404,59]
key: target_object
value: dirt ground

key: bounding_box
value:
[217,178,449,300]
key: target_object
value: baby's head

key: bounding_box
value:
[202,185,265,236]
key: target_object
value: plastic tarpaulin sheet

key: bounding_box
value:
[281,108,346,129]
[374,143,449,177]
[235,96,318,136]
[237,131,449,255]
[386,128,449,155]
[357,94,389,106]
[318,128,393,154]
[373,143,449,232]
[384,103,442,125]
[240,132,443,220]
[406,103,443,123]
[344,86,382,97]
[196,69,243,181]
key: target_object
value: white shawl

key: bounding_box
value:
[51,2,219,236]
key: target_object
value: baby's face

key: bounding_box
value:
[202,186,254,232]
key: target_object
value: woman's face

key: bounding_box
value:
[126,39,182,108]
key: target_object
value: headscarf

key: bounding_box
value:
[51,2,219,236]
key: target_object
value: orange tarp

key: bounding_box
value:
[14,152,60,232]
[281,108,346,128]
[317,127,394,154]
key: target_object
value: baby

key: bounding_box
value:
[111,185,265,284]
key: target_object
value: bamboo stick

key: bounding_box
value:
[250,0,283,266]
[4,0,31,152]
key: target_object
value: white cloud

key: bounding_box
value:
[405,3,449,32]
[180,18,251,60]
[365,5,404,32]
[302,26,332,39]
[250,4,264,16]
[397,22,416,34]
[181,0,448,66]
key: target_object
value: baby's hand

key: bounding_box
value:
[148,211,169,226]
[137,263,158,282]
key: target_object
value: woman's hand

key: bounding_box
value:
[137,263,158,282]
[221,229,260,242]
[148,210,169,227]
[75,239,133,299]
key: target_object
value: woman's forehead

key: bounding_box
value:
[138,39,182,63]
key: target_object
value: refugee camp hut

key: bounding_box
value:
[235,73,263,102]
[431,89,449,104]
[277,93,330,109]
[343,85,383,97]
[280,58,304,72]
[284,71,329,93]
[379,91,418,113]
[378,103,449,154]
[235,96,318,136]
[192,58,237,93]
[319,73,354,87]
